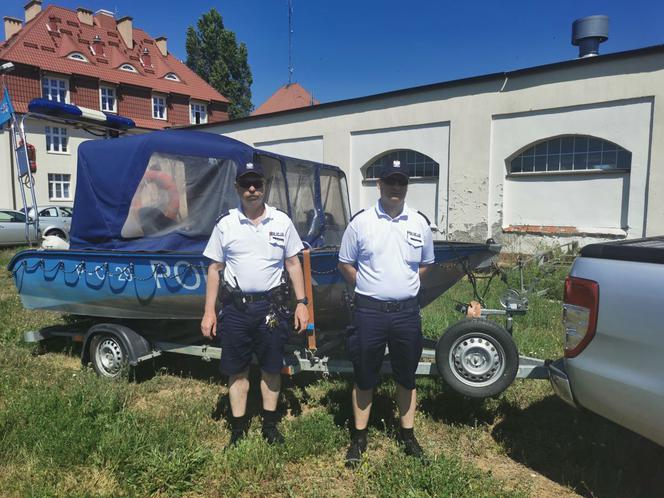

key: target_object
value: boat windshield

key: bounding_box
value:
[121,152,238,239]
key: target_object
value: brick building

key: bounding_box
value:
[0,1,230,208]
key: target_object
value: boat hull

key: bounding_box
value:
[8,242,500,323]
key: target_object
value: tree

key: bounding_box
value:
[186,9,253,119]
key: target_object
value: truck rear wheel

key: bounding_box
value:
[90,334,128,379]
[436,318,518,398]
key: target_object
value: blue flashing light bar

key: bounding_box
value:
[27,98,135,130]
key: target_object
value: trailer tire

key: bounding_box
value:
[90,334,128,379]
[436,318,518,398]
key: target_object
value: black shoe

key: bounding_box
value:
[261,409,285,445]
[398,430,426,461]
[262,425,285,445]
[225,414,249,449]
[345,430,368,468]
[227,429,247,448]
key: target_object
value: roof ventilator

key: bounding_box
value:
[572,15,609,58]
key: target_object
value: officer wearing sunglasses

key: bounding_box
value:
[338,160,434,466]
[201,161,309,447]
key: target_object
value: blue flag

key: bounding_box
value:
[0,87,15,127]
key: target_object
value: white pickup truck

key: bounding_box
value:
[549,236,664,447]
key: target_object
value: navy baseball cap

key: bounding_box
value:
[380,160,409,180]
[236,161,264,179]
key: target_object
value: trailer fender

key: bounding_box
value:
[81,323,152,367]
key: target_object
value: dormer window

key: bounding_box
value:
[68,52,89,62]
[119,63,137,73]
[164,72,180,82]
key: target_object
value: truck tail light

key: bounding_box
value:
[562,276,599,358]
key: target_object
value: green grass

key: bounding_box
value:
[2,245,664,497]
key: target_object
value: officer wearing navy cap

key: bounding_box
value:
[201,160,309,447]
[338,159,434,466]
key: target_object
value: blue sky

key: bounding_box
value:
[3,1,664,109]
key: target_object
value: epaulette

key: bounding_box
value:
[350,209,365,222]
[215,211,230,223]
[275,207,289,215]
[416,210,431,226]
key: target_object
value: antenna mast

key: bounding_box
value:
[288,0,294,85]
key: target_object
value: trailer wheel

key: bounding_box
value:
[90,334,128,379]
[436,318,518,398]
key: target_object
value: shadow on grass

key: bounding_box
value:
[493,395,664,498]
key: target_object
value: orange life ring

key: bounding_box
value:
[135,169,180,220]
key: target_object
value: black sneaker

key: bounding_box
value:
[226,429,247,448]
[398,433,426,461]
[262,425,285,445]
[225,414,249,449]
[345,432,368,468]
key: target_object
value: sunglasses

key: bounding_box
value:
[381,175,408,186]
[237,178,264,190]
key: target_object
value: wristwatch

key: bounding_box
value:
[296,297,309,305]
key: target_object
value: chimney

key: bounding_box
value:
[4,17,22,40]
[116,16,133,50]
[572,15,609,58]
[141,47,151,67]
[91,34,104,56]
[155,36,167,57]
[24,0,42,24]
[77,7,94,26]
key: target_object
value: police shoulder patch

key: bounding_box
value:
[215,211,230,224]
[350,209,365,222]
[416,210,431,226]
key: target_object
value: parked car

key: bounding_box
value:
[549,236,664,447]
[0,209,39,246]
[28,205,72,240]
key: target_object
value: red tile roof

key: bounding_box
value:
[0,5,228,105]
[252,82,318,116]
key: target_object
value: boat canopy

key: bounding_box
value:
[70,130,350,253]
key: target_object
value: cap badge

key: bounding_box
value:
[393,160,401,168]
[246,162,254,170]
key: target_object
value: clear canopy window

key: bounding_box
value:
[284,159,317,241]
[121,152,238,238]
[319,169,350,246]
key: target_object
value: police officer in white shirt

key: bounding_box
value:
[201,161,309,447]
[338,160,434,466]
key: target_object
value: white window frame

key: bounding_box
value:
[67,52,89,62]
[164,72,180,81]
[190,101,208,124]
[45,126,69,154]
[41,75,69,103]
[119,63,137,73]
[152,94,167,120]
[48,174,72,201]
[100,85,117,113]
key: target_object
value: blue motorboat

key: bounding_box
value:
[8,130,500,329]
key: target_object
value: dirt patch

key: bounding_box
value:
[474,452,579,497]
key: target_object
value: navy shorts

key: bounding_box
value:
[346,305,423,390]
[218,301,289,376]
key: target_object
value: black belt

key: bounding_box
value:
[241,291,271,303]
[354,294,419,313]
[224,287,280,305]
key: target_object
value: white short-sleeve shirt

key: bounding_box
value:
[338,201,435,301]
[203,204,304,293]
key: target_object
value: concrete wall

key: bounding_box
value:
[202,50,664,249]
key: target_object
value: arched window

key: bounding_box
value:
[67,52,89,62]
[164,72,180,81]
[364,149,439,180]
[119,63,137,73]
[509,135,631,174]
